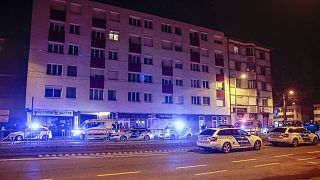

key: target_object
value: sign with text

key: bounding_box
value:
[33,109,73,117]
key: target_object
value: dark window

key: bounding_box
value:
[261,66,266,75]
[175,27,182,35]
[68,44,79,55]
[108,50,118,60]
[228,129,240,135]
[66,87,76,99]
[144,57,153,65]
[144,93,152,102]
[48,44,64,54]
[214,40,223,45]
[271,128,287,133]
[69,24,80,35]
[200,33,208,41]
[259,52,265,60]
[108,90,116,101]
[217,130,229,136]
[261,82,267,91]
[67,66,77,77]
[129,17,141,27]
[199,129,216,136]
[144,20,153,29]
[235,62,241,71]
[246,48,254,56]
[161,24,172,33]
[46,64,62,76]
[144,75,153,83]
[45,86,62,98]
[90,89,103,100]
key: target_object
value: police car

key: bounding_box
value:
[268,126,318,147]
[197,128,262,153]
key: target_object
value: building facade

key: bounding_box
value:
[26,0,273,133]
[274,105,302,121]
[313,104,320,122]
[227,38,273,128]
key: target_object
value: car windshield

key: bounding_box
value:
[271,128,287,133]
[199,129,216,136]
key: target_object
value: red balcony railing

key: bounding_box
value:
[92,18,106,29]
[215,58,224,67]
[216,90,225,98]
[48,30,65,43]
[91,38,106,49]
[162,67,173,76]
[129,43,141,54]
[50,9,66,22]
[128,62,141,72]
[90,78,104,89]
[216,74,224,82]
[190,38,200,47]
[162,84,173,94]
[190,51,200,63]
[90,57,105,69]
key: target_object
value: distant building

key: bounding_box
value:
[274,105,302,121]
[313,104,320,122]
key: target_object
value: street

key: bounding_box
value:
[0,144,319,180]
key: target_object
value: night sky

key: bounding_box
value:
[1,0,320,109]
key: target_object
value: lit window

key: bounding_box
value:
[109,31,119,41]
[216,99,225,107]
[233,46,239,54]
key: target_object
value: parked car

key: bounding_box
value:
[110,128,154,141]
[158,127,192,140]
[268,126,318,147]
[197,127,262,153]
[8,127,52,141]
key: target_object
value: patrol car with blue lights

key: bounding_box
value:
[268,126,318,147]
[197,128,262,153]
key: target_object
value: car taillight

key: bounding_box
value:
[209,137,217,141]
[283,134,289,138]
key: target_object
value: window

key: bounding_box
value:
[215,54,224,66]
[144,74,153,83]
[69,24,80,35]
[248,80,257,89]
[202,80,209,89]
[191,96,201,105]
[216,99,225,107]
[92,31,105,39]
[144,93,152,102]
[246,48,253,56]
[236,79,241,88]
[90,68,104,79]
[164,95,173,104]
[175,60,183,69]
[214,40,223,45]
[143,37,153,47]
[68,44,79,55]
[161,40,173,50]
[66,87,76,99]
[48,43,64,54]
[259,52,265,60]
[200,33,208,41]
[175,27,182,35]
[45,86,62,98]
[191,80,200,88]
[129,17,141,27]
[91,49,105,59]
[128,92,140,102]
[176,78,183,86]
[144,19,153,29]
[202,65,209,73]
[261,82,267,91]
[161,24,172,33]
[109,31,119,41]
[216,82,224,90]
[144,56,153,65]
[46,64,62,76]
[235,62,241,71]
[108,70,118,80]
[109,12,120,22]
[162,79,172,85]
[233,46,239,54]
[260,66,266,75]
[108,50,118,60]
[67,66,77,77]
[49,22,64,32]
[203,97,210,105]
[128,54,141,63]
[90,88,103,100]
[108,90,116,101]
[174,43,183,52]
[191,63,200,71]
[176,96,184,104]
[128,72,141,83]
[262,99,268,106]
[201,48,209,57]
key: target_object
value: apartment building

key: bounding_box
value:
[26,0,234,133]
[274,105,302,121]
[227,38,273,128]
[313,104,320,121]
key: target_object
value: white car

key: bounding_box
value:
[268,126,318,147]
[9,127,52,141]
[158,127,192,140]
[197,128,262,153]
[72,119,116,140]
[110,129,154,141]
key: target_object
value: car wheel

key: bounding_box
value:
[292,138,298,147]
[222,142,232,153]
[120,136,127,141]
[253,140,262,150]
[187,134,192,139]
[170,134,175,140]
[271,142,278,146]
[15,135,23,141]
[42,135,49,141]
[312,137,318,145]
[144,135,150,141]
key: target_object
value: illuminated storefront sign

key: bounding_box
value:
[33,109,73,117]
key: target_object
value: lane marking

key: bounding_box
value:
[232,158,256,163]
[297,157,317,161]
[194,170,228,176]
[97,171,140,177]
[307,151,320,154]
[307,162,318,165]
[274,154,294,158]
[254,162,280,167]
[176,164,207,169]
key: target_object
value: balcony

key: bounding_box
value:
[91,38,105,49]
[129,43,141,54]
[162,66,173,76]
[92,18,106,29]
[90,78,104,89]
[90,57,105,69]
[215,58,224,67]
[48,30,65,43]
[190,51,200,63]
[128,62,141,72]
[189,37,200,47]
[216,90,225,98]
[216,74,224,82]
[50,9,66,22]
[162,84,173,94]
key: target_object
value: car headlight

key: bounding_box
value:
[72,129,81,136]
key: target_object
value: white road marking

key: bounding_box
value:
[232,158,256,163]
[176,164,207,169]
[194,170,228,176]
[254,162,280,167]
[297,157,317,161]
[40,179,53,180]
[97,171,140,177]
[307,162,318,165]
[274,154,294,158]
[307,151,320,154]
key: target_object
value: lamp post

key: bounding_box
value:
[283,90,294,122]
[235,74,247,122]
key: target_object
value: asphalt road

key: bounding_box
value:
[0,144,320,180]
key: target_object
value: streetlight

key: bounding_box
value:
[234,74,247,122]
[283,90,295,122]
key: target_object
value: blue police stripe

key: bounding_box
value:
[300,134,311,142]
[233,136,251,146]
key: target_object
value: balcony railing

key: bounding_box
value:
[190,52,200,63]
[128,62,141,72]
[162,84,173,94]
[90,57,105,69]
[90,78,104,89]
[216,90,225,98]
[50,9,66,22]
[216,74,224,82]
[129,43,141,54]
[215,58,224,67]
[189,38,200,47]
[162,66,173,76]
[48,30,65,43]
[91,38,106,48]
[92,18,106,29]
